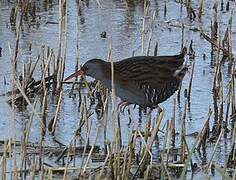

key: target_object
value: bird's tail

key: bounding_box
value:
[173,47,188,78]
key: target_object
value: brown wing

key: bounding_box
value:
[114,55,185,105]
[114,54,184,87]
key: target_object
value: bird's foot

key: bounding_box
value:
[147,108,153,115]
[148,105,163,115]
[156,105,163,114]
[118,101,130,113]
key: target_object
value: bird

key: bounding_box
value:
[65,47,188,110]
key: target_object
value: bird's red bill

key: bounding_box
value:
[64,70,84,81]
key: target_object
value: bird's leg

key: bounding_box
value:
[118,101,130,112]
[147,107,153,115]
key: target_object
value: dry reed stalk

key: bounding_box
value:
[77,100,86,134]
[220,0,224,11]
[144,114,151,143]
[73,0,81,85]
[107,44,115,109]
[102,94,109,154]
[162,119,169,150]
[185,137,200,175]
[56,56,64,92]
[108,143,115,179]
[213,0,218,13]
[212,49,221,125]
[171,98,176,148]
[178,24,185,101]
[201,32,229,56]
[1,141,7,180]
[39,138,45,180]
[53,0,63,94]
[211,6,218,54]
[120,133,133,180]
[186,0,196,20]
[160,121,172,179]
[40,87,47,136]
[187,53,195,103]
[207,129,223,171]
[84,97,90,140]
[146,10,156,56]
[180,99,187,162]
[196,108,212,151]
[226,1,230,11]
[114,128,120,179]
[48,89,63,134]
[143,165,151,180]
[166,119,172,164]
[29,161,36,180]
[25,102,36,144]
[224,78,232,132]
[218,70,224,133]
[40,52,52,133]
[41,50,53,84]
[9,31,42,126]
[97,145,110,179]
[117,113,122,148]
[198,0,204,19]
[82,128,99,174]
[222,13,233,64]
[138,130,152,161]
[160,156,171,179]
[108,40,122,177]
[20,101,36,179]
[227,12,233,63]
[214,164,231,180]
[121,148,129,179]
[8,38,18,180]
[132,111,164,179]
[125,132,136,179]
[154,42,158,56]
[212,37,222,135]
[161,155,172,180]
[232,119,236,143]
[226,140,236,169]
[164,0,167,17]
[10,6,17,26]
[13,8,23,71]
[180,114,213,179]
[230,65,235,124]
[141,0,148,55]
[78,117,92,177]
[61,137,77,180]
[60,0,68,84]
[227,122,236,169]
[14,77,44,126]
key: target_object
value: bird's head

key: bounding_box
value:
[64,59,106,81]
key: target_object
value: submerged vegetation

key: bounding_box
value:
[0,0,235,179]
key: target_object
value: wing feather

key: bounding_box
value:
[113,54,185,105]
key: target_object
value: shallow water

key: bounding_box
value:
[0,0,236,178]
